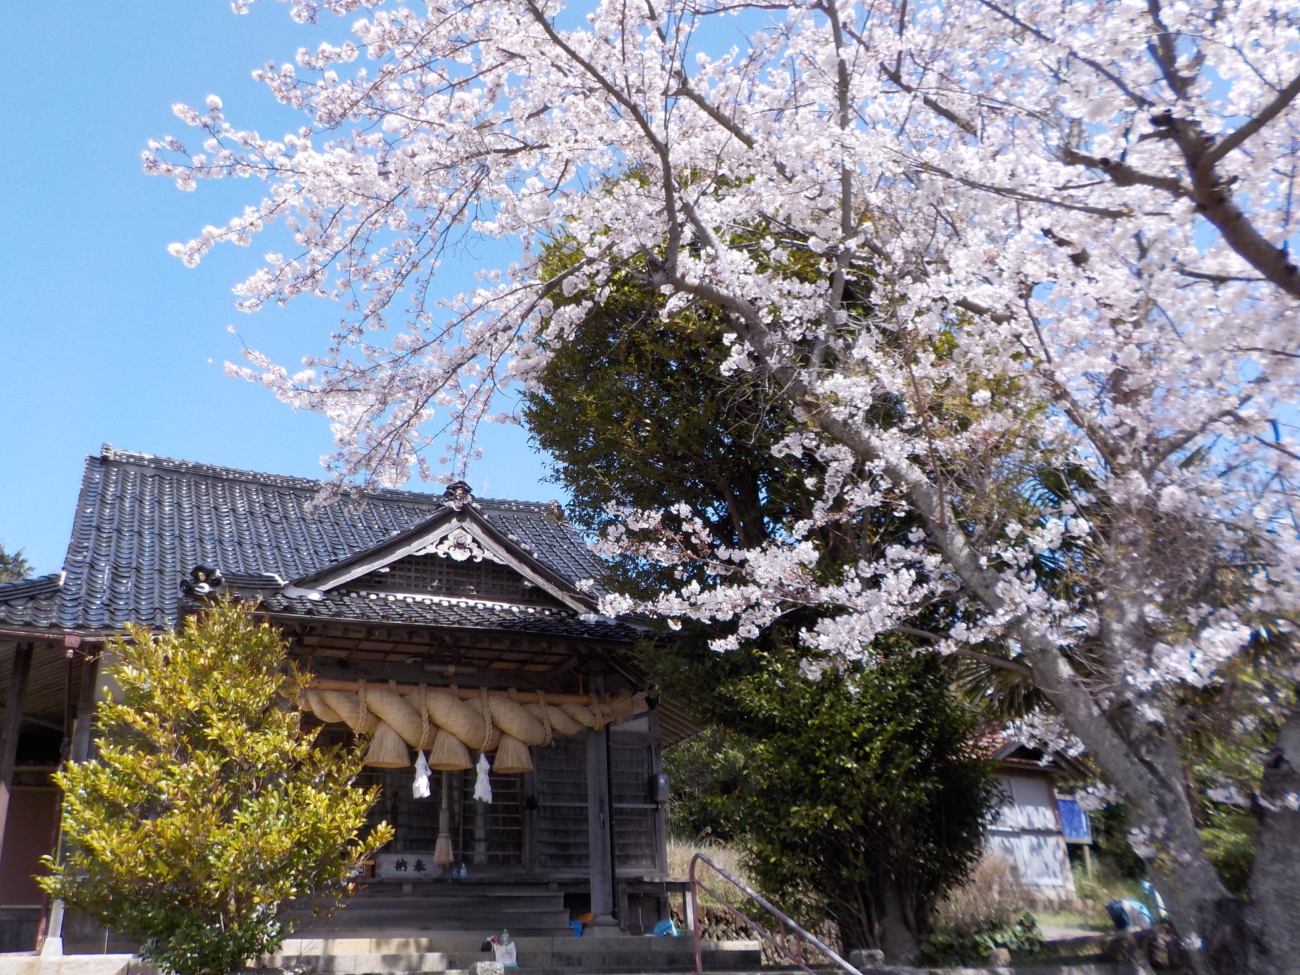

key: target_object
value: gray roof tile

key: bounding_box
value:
[258,590,638,640]
[0,449,613,637]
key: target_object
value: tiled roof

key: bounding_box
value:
[0,447,614,637]
[258,590,639,641]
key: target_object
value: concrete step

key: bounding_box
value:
[260,952,449,974]
[258,936,763,974]
[290,888,573,940]
[353,884,560,897]
[345,896,564,912]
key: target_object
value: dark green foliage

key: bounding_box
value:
[523,262,831,589]
[521,240,902,601]
[1088,804,1147,881]
[0,542,31,583]
[1179,647,1295,895]
[40,604,393,975]
[1199,808,1258,895]
[524,239,998,954]
[921,911,1043,965]
[655,628,998,951]
[661,726,749,843]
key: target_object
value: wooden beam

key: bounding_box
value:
[305,677,646,710]
[0,641,36,864]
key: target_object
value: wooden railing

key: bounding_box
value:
[687,853,863,975]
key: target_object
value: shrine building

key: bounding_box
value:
[0,447,700,955]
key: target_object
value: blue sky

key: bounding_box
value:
[0,3,558,576]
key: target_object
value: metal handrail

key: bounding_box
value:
[688,853,863,975]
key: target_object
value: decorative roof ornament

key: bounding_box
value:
[181,564,224,598]
[442,480,473,511]
[424,526,490,563]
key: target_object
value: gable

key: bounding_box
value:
[296,503,593,613]
[352,552,566,608]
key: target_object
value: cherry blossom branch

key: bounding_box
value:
[1207,70,1300,166]
[895,626,1033,675]
[879,64,977,136]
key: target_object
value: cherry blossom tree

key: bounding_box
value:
[148,0,1300,969]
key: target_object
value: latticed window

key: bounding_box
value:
[533,739,590,870]
[356,553,553,604]
[360,766,524,868]
[611,736,660,871]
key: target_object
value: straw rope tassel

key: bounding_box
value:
[492,688,535,774]
[480,686,494,751]
[433,771,454,869]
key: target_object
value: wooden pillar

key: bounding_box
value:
[0,642,36,864]
[586,726,618,932]
[69,653,101,765]
[41,649,101,957]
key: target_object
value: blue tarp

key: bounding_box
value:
[1056,797,1092,843]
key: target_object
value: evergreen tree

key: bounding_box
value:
[40,603,393,975]
[657,628,996,957]
[0,542,31,583]
[522,260,996,959]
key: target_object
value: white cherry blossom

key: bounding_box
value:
[150,1,1300,967]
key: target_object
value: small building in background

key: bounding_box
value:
[988,741,1089,898]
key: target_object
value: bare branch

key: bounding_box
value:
[953,297,1014,325]
[909,158,1132,217]
[1255,435,1300,464]
[1178,267,1267,284]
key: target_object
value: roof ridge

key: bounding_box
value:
[91,447,556,510]
[0,572,65,600]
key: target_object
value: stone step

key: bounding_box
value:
[287,885,571,937]
[291,912,574,937]
[331,896,566,914]
[259,936,763,974]
[294,925,577,940]
[354,884,561,897]
[299,907,570,922]
[260,952,450,974]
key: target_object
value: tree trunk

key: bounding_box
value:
[1243,706,1300,975]
[728,288,1293,974]
[878,884,919,965]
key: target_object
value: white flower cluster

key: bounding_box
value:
[152,0,1300,922]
